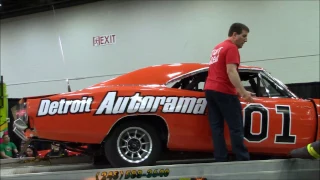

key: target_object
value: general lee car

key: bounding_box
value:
[13,63,320,167]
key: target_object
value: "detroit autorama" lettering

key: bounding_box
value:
[36,91,207,116]
[94,91,207,115]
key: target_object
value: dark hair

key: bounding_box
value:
[2,134,8,138]
[25,145,39,157]
[228,23,249,37]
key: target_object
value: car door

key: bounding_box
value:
[238,70,317,156]
[165,70,214,151]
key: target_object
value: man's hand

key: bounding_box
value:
[227,64,255,103]
[240,90,254,103]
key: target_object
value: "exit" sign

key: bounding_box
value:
[93,34,116,46]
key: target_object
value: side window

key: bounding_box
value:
[168,70,289,97]
[240,71,267,97]
[167,71,208,92]
[198,82,205,90]
[260,74,286,97]
[239,71,287,97]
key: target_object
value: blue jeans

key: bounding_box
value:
[205,90,250,162]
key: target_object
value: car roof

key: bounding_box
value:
[91,63,264,87]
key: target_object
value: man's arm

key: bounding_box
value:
[0,151,12,159]
[226,64,247,96]
[225,46,253,102]
[11,143,18,154]
[227,64,254,102]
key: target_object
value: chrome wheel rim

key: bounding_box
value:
[116,127,153,163]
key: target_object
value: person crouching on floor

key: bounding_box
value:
[23,145,39,158]
[45,142,69,158]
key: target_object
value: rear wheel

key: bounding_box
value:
[104,121,162,168]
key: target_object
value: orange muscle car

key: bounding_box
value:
[12,63,320,168]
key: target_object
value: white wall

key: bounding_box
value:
[1,0,319,98]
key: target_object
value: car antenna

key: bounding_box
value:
[51,4,72,93]
[66,79,71,92]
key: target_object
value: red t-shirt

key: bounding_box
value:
[204,40,240,95]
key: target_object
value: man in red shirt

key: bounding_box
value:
[204,23,254,162]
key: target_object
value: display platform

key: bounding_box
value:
[1,158,319,180]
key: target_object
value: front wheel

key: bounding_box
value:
[104,121,162,168]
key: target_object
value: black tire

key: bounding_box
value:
[104,121,162,168]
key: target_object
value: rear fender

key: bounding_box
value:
[18,93,59,129]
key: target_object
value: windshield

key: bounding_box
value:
[262,70,298,98]
[274,77,288,89]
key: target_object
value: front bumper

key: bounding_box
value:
[13,118,29,141]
